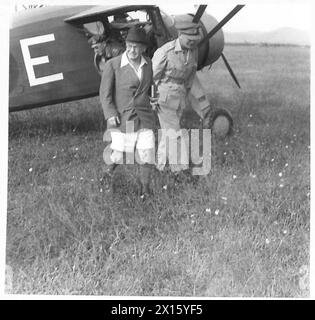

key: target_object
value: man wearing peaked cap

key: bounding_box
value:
[100,26,155,197]
[151,14,202,180]
[173,14,202,41]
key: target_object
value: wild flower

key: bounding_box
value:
[214,209,219,215]
[29,168,33,172]
[205,208,211,213]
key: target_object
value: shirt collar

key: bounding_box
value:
[121,51,147,68]
[175,38,183,52]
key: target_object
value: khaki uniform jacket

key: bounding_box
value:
[100,53,155,133]
[152,38,198,111]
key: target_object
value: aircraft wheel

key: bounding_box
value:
[205,108,233,138]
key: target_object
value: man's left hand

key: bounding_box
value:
[149,97,159,111]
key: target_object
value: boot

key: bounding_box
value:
[102,163,119,191]
[139,163,153,198]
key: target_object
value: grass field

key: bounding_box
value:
[6,45,310,297]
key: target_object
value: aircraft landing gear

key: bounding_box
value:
[203,108,233,138]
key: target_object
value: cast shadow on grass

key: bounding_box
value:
[9,98,105,139]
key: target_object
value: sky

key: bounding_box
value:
[160,1,311,33]
[9,0,312,33]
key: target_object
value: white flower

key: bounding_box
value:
[52,155,57,159]
[162,185,168,190]
[214,209,219,215]
[285,163,288,167]
[250,173,256,178]
[100,188,103,193]
[265,238,270,244]
[283,230,288,235]
[278,172,283,177]
[205,208,211,213]
[285,145,289,149]
[249,114,253,118]
[223,152,227,155]
[271,158,274,162]
[279,184,284,188]
[233,175,237,179]
[221,196,227,201]
[75,147,79,151]
[29,168,33,172]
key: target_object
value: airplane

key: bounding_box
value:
[9,4,244,136]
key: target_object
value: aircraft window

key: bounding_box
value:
[159,10,175,29]
[108,10,150,25]
[83,21,105,36]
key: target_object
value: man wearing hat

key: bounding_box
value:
[100,26,156,196]
[151,15,202,176]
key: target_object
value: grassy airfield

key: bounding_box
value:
[7,44,310,297]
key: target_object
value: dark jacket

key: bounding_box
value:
[100,53,155,132]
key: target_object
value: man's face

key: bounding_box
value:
[179,33,200,50]
[126,41,145,61]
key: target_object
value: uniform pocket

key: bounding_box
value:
[165,92,181,110]
[158,89,167,103]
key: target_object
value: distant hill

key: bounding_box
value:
[225,27,310,46]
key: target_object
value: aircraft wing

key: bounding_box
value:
[64,5,156,23]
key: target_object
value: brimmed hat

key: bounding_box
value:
[126,26,148,45]
[174,14,202,40]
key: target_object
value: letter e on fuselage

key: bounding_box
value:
[20,34,63,86]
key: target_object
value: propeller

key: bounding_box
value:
[196,5,245,88]
[192,5,207,23]
[198,5,245,48]
[221,53,241,88]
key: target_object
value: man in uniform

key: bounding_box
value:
[89,26,126,74]
[152,15,202,176]
[100,26,156,196]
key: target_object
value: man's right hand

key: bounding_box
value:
[107,116,120,128]
[149,97,159,111]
